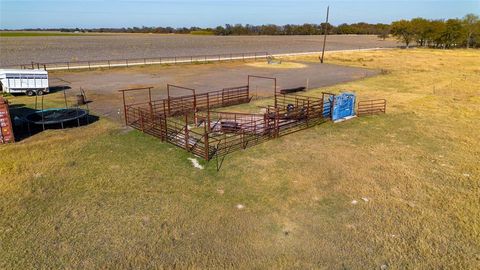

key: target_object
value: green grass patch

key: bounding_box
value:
[189,30,215,35]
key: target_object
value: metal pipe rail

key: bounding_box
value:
[119,77,388,169]
[10,52,269,71]
[357,99,387,116]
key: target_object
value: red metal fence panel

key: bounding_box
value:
[119,79,387,166]
[357,99,387,116]
[0,98,15,144]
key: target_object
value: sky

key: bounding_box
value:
[0,0,478,29]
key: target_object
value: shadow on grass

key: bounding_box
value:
[48,85,72,94]
[9,103,99,142]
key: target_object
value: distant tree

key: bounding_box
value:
[376,24,391,40]
[476,21,480,47]
[320,23,333,34]
[391,20,415,48]
[336,23,353,34]
[427,20,446,48]
[214,26,225,35]
[442,19,464,48]
[410,18,431,46]
[283,24,295,35]
[297,24,316,35]
[462,14,479,48]
[259,24,281,35]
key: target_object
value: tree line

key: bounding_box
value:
[49,22,391,36]
[391,14,479,48]
[210,22,391,36]
[10,14,479,48]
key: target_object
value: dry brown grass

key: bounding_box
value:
[245,61,307,69]
[1,48,479,269]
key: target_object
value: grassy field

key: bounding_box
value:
[246,61,307,69]
[189,30,215,35]
[1,49,479,269]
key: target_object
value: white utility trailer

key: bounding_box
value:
[0,69,49,96]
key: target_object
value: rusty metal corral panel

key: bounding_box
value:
[0,97,15,144]
[120,84,253,161]
[120,86,332,161]
[119,77,387,167]
[357,99,387,116]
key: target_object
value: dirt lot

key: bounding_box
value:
[0,34,398,66]
[50,60,377,119]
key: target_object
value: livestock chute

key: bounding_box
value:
[330,92,356,122]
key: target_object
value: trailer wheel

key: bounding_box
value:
[36,90,44,96]
[26,90,35,96]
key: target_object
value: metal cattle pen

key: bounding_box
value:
[119,76,386,170]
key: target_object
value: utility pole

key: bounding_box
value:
[320,6,330,63]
